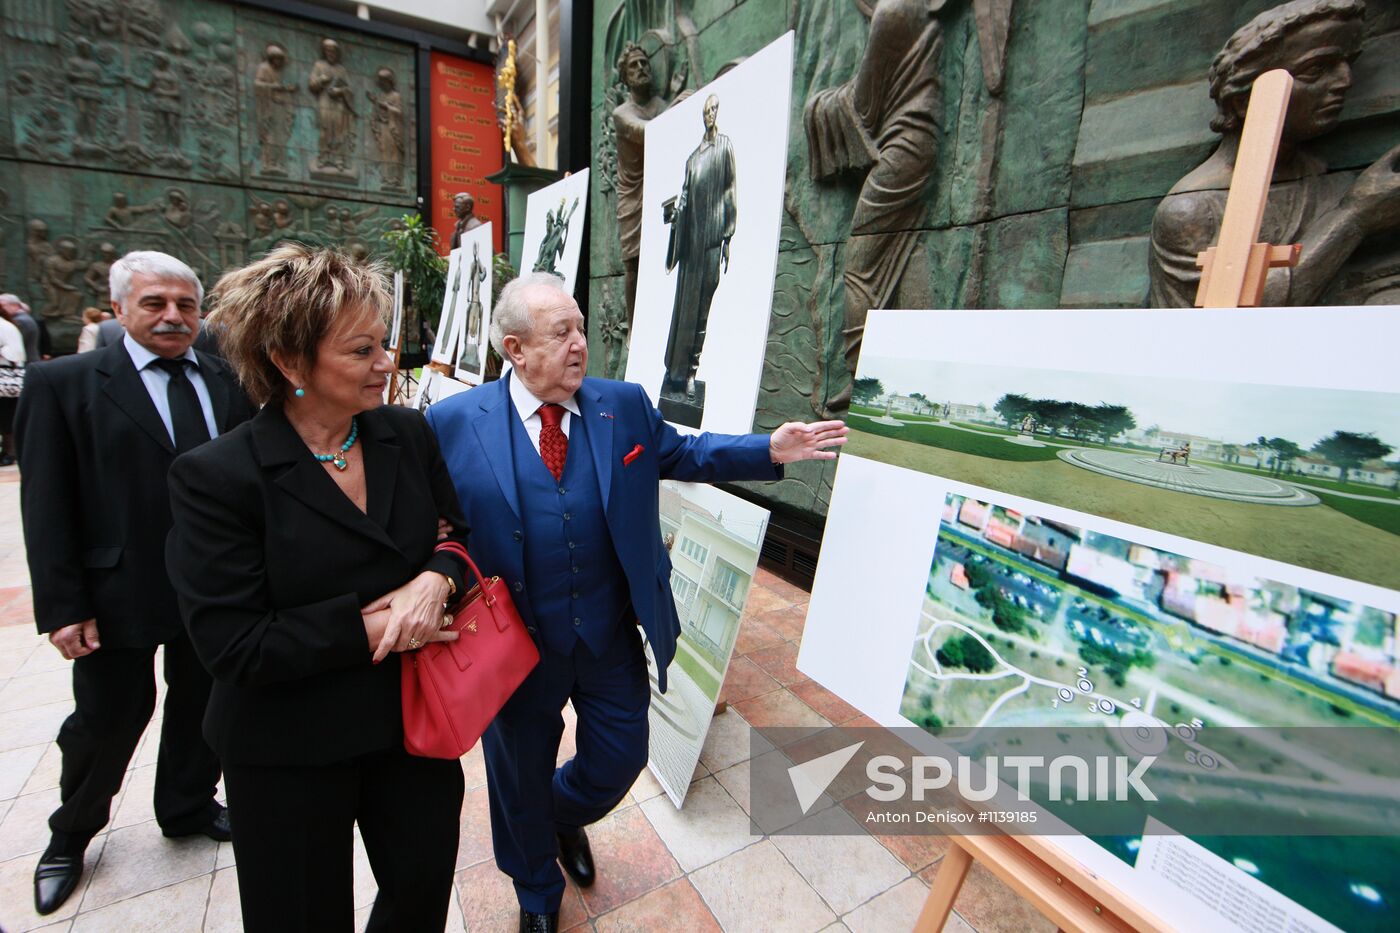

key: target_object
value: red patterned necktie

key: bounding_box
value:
[538,403,568,481]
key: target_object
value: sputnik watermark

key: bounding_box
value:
[757,726,1400,837]
[866,752,1157,803]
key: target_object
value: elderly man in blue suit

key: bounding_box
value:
[427,272,846,932]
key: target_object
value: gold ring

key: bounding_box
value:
[441,613,454,629]
[408,636,422,649]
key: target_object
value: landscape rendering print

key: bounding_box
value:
[847,358,1400,590]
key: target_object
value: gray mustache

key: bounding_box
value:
[151,323,194,335]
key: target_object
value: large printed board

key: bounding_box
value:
[647,482,769,806]
[519,169,589,296]
[624,32,793,433]
[800,307,1400,933]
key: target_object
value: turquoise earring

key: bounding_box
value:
[294,387,305,398]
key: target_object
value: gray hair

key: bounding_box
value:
[0,293,20,308]
[110,251,205,309]
[490,271,568,357]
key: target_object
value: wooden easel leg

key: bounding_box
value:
[914,843,973,932]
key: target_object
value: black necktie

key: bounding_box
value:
[151,357,211,453]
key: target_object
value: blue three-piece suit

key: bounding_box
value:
[427,374,780,912]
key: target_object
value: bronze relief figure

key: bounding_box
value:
[1150,0,1400,308]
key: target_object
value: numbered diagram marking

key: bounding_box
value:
[1119,711,1169,756]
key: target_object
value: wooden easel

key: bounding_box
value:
[915,69,1303,932]
[1193,69,1301,308]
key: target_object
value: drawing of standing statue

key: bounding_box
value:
[660,94,736,427]
[461,243,488,372]
[308,38,357,180]
[532,197,580,275]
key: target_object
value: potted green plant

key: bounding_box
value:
[382,214,446,355]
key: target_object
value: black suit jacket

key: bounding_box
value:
[164,404,470,767]
[16,341,254,646]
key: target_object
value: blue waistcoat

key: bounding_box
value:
[509,406,630,656]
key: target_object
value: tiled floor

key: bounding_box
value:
[0,462,1050,932]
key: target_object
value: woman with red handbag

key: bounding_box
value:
[165,245,471,932]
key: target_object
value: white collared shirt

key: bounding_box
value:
[507,371,580,455]
[123,333,219,444]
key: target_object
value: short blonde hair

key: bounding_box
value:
[208,244,390,406]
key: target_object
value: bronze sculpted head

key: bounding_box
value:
[702,95,719,133]
[454,192,475,219]
[1208,0,1364,138]
[321,38,341,64]
[265,43,287,68]
[616,44,652,93]
[376,67,396,91]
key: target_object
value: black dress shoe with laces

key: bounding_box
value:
[163,804,232,843]
[556,824,595,888]
[34,851,83,915]
[519,908,559,933]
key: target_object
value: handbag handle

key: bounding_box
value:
[434,541,507,624]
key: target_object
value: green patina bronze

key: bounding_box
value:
[0,0,418,350]
[587,0,1400,523]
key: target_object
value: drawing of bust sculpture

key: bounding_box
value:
[461,243,488,372]
[1149,0,1400,308]
[661,94,736,425]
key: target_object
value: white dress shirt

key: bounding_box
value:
[507,371,580,455]
[123,333,220,444]
[0,317,24,367]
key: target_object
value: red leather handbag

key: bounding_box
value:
[401,541,539,759]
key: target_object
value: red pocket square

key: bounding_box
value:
[623,444,644,466]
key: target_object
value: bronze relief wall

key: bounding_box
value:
[0,0,419,348]
[587,0,1400,524]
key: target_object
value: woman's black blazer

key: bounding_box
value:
[166,403,469,767]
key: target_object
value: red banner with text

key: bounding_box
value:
[429,52,503,256]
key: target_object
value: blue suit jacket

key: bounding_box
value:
[426,375,781,690]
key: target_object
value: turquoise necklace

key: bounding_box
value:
[314,417,359,471]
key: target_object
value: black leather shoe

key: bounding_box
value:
[163,805,231,843]
[34,852,83,915]
[519,909,559,933]
[556,824,595,888]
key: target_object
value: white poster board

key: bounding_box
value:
[429,248,464,366]
[519,169,589,296]
[800,307,1400,933]
[451,223,494,385]
[624,32,794,433]
[429,223,494,381]
[648,482,770,806]
[389,270,404,350]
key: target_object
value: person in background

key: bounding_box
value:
[0,311,24,465]
[0,294,40,364]
[426,272,848,933]
[94,313,124,349]
[16,251,254,916]
[76,307,105,353]
[165,244,471,932]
